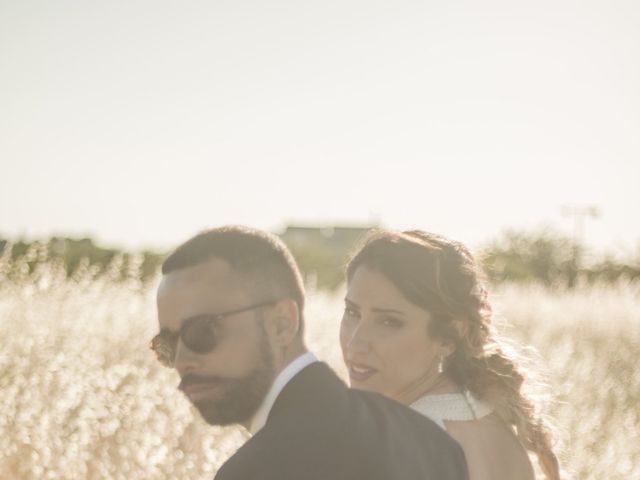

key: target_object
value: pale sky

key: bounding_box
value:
[1,0,639,257]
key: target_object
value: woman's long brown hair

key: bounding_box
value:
[347,230,561,480]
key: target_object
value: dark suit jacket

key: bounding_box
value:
[215,362,468,480]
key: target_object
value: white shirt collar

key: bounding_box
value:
[249,351,318,434]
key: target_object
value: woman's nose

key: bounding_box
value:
[344,322,372,354]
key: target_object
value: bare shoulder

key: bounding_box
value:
[444,413,535,480]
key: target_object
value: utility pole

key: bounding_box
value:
[561,204,600,285]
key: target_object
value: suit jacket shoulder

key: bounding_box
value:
[215,362,468,480]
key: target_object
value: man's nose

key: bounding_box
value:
[174,341,202,376]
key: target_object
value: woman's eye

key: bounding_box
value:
[343,306,359,319]
[380,317,403,328]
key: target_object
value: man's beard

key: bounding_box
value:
[179,327,276,426]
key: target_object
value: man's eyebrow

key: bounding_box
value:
[157,326,177,336]
[182,312,221,323]
[344,298,406,316]
[159,313,220,334]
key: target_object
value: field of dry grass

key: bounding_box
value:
[1,254,638,479]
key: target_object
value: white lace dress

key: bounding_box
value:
[410,391,493,430]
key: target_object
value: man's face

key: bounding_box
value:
[156,258,277,426]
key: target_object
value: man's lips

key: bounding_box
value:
[180,382,224,402]
[179,375,228,403]
[347,362,378,382]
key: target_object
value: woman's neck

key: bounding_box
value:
[395,374,461,406]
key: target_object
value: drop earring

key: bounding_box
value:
[437,355,444,374]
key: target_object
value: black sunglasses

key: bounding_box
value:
[150,299,277,367]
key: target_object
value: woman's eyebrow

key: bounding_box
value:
[371,307,406,315]
[345,298,406,316]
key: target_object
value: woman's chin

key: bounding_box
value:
[348,377,380,394]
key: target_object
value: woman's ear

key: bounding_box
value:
[441,317,468,356]
[265,299,300,347]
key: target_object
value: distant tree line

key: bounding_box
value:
[0,237,164,283]
[286,229,640,289]
[1,230,638,289]
[480,229,640,287]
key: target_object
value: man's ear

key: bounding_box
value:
[265,299,300,347]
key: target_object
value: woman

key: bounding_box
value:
[340,230,561,480]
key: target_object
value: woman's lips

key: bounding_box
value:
[181,383,224,403]
[348,363,378,382]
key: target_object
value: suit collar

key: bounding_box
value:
[249,352,318,434]
[266,361,347,425]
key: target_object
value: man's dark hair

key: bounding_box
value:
[162,225,306,335]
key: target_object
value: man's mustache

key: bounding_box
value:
[178,374,234,391]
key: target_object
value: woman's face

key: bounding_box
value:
[340,265,449,405]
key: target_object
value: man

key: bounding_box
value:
[152,225,468,480]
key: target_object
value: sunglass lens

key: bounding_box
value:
[182,316,217,353]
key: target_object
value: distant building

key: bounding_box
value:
[277,224,379,289]
[279,224,378,254]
